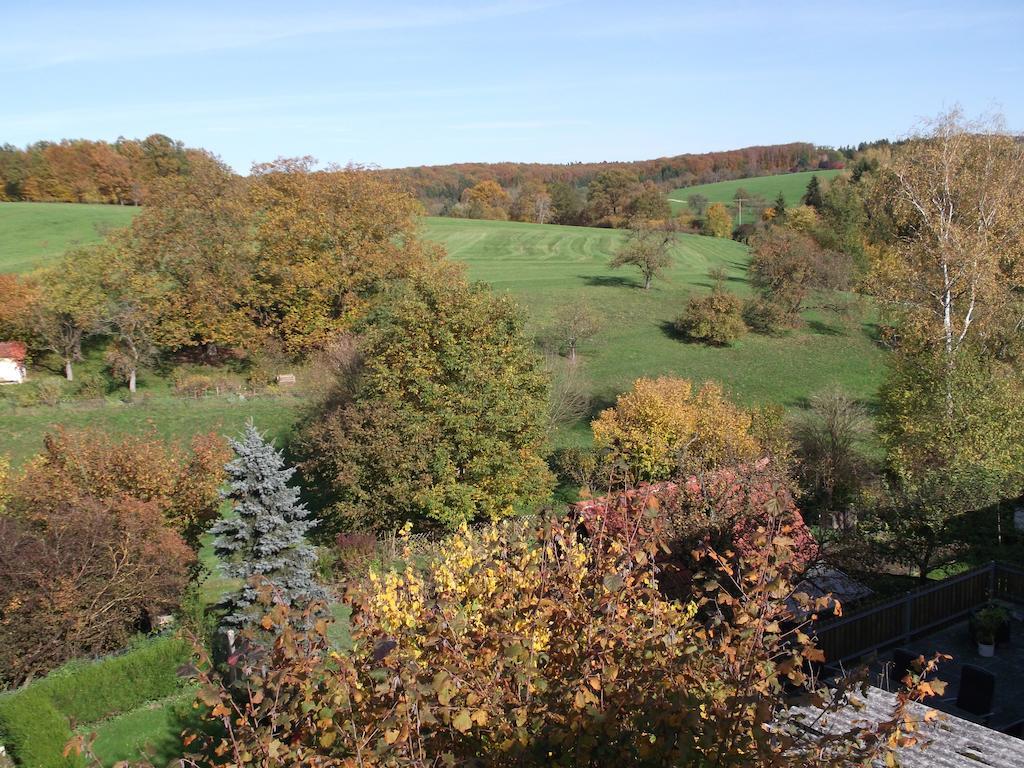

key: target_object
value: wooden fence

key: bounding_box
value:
[815,561,1024,665]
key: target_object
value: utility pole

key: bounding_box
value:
[735,198,748,226]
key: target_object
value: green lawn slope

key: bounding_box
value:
[668,169,843,215]
[0,203,885,464]
[0,201,138,273]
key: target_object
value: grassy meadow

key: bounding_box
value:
[0,201,138,273]
[667,169,843,215]
[1,202,886,466]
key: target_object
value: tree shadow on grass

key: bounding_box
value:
[580,274,638,289]
[806,319,845,337]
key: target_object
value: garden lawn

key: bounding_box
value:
[667,169,843,214]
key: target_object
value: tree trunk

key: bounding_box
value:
[129,368,137,393]
[64,358,74,381]
[644,274,652,290]
[568,344,577,364]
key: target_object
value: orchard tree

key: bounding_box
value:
[609,220,677,289]
[592,376,761,481]
[748,228,851,326]
[299,266,554,532]
[27,246,109,380]
[674,288,746,346]
[212,424,325,628]
[703,202,733,238]
[546,299,602,363]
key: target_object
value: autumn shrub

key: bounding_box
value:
[164,512,940,768]
[592,376,761,481]
[9,427,229,547]
[674,289,746,346]
[334,531,378,575]
[742,295,786,333]
[0,687,81,768]
[0,497,194,686]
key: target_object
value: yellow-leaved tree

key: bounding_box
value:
[591,376,761,481]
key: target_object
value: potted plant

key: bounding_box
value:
[974,604,1010,657]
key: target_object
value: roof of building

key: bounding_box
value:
[0,341,26,361]
[793,686,1024,767]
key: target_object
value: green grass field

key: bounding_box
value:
[0,201,138,273]
[1,202,886,466]
[668,169,843,215]
[425,216,885,442]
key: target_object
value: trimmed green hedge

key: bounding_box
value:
[35,636,191,724]
[0,635,190,767]
[0,687,82,768]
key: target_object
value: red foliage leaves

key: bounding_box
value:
[576,459,819,580]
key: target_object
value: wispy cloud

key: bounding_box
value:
[0,1,565,72]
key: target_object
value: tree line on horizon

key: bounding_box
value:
[1,134,852,210]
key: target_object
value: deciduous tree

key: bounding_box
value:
[609,220,677,289]
[298,267,554,532]
[592,376,761,481]
[703,202,733,238]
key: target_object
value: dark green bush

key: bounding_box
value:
[34,635,191,724]
[0,687,82,768]
[675,290,747,346]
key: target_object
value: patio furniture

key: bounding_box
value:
[951,664,996,722]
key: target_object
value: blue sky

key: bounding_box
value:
[3,1,1022,172]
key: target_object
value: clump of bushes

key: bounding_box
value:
[172,371,244,398]
[176,511,942,768]
[675,289,746,346]
[742,296,787,333]
[0,428,227,686]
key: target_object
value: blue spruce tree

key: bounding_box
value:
[212,424,326,628]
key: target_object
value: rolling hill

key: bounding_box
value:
[0,201,138,273]
[0,202,885,462]
[668,169,843,215]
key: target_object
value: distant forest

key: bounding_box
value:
[0,135,861,212]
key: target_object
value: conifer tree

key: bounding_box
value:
[212,424,325,628]
[772,192,787,220]
[802,175,823,209]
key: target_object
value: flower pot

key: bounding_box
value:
[978,642,995,658]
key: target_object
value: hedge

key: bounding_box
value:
[0,635,190,767]
[0,687,82,768]
[34,635,191,724]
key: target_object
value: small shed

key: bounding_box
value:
[0,341,27,384]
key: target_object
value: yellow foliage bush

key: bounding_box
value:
[592,376,761,480]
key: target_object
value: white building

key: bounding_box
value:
[0,342,27,384]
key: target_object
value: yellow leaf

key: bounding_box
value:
[453,709,473,733]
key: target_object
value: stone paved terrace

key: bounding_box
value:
[876,607,1024,733]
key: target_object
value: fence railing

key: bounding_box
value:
[815,561,1024,666]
